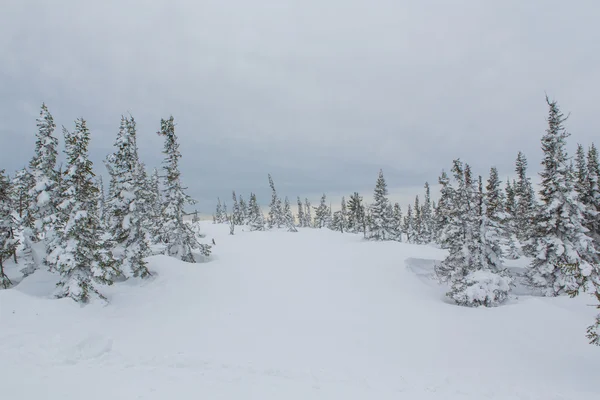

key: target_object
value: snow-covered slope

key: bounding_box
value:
[1,224,599,399]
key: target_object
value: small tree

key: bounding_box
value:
[0,170,18,288]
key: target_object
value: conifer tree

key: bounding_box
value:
[157,116,210,262]
[248,193,265,231]
[575,144,589,202]
[239,194,248,224]
[0,170,18,288]
[304,198,313,228]
[434,171,451,245]
[232,190,242,225]
[392,202,403,241]
[421,182,433,243]
[403,204,414,243]
[229,213,235,235]
[96,175,106,224]
[296,196,305,227]
[586,144,600,250]
[268,174,284,228]
[19,227,37,277]
[215,198,224,223]
[283,196,297,232]
[314,194,331,228]
[12,168,34,223]
[146,168,163,240]
[514,151,537,245]
[50,119,119,302]
[347,192,365,234]
[29,103,60,241]
[368,169,394,240]
[412,195,422,243]
[525,97,598,296]
[331,197,348,233]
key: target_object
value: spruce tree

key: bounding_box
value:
[347,192,365,234]
[28,103,60,242]
[314,194,331,228]
[392,202,403,241]
[12,168,34,223]
[403,204,414,243]
[215,198,224,223]
[283,196,297,232]
[20,227,37,278]
[525,97,598,296]
[50,119,119,302]
[157,116,210,262]
[296,196,305,227]
[434,171,451,245]
[514,151,537,245]
[412,195,422,243]
[267,174,283,228]
[232,190,242,225]
[304,198,313,228]
[239,194,248,225]
[248,193,265,231]
[96,175,106,224]
[421,182,433,243]
[368,169,394,240]
[586,144,600,250]
[0,170,18,288]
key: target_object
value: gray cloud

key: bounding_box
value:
[1,0,599,212]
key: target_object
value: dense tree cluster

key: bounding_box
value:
[0,104,211,303]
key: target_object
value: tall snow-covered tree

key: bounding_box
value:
[248,193,265,231]
[421,182,433,243]
[282,196,297,232]
[331,196,348,233]
[304,198,313,228]
[347,192,365,234]
[403,204,414,243]
[412,195,422,243]
[525,97,598,296]
[215,198,224,223]
[0,170,18,288]
[392,202,402,241]
[231,191,242,225]
[585,144,600,251]
[28,103,60,241]
[368,169,394,240]
[49,119,119,302]
[267,174,284,228]
[96,175,106,224]
[313,194,331,229]
[11,168,34,223]
[296,196,305,227]
[158,116,210,261]
[433,171,451,245]
[514,151,537,245]
[239,194,248,225]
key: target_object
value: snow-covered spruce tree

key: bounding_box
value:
[421,182,433,244]
[104,116,151,278]
[232,191,242,225]
[157,116,210,261]
[50,119,119,302]
[239,194,248,224]
[19,227,37,277]
[433,171,451,245]
[331,197,348,233]
[0,170,18,288]
[313,194,331,229]
[585,144,600,251]
[96,175,106,224]
[368,169,395,240]
[215,198,225,224]
[222,202,228,223]
[248,193,265,231]
[283,196,297,232]
[346,192,364,234]
[403,204,414,243]
[267,174,284,228]
[435,160,511,307]
[514,152,537,248]
[296,196,305,227]
[12,168,35,225]
[524,97,598,296]
[392,202,403,241]
[229,213,235,235]
[29,103,60,242]
[412,195,422,243]
[304,198,313,228]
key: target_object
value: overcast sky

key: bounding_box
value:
[1,0,599,213]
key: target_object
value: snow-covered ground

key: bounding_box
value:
[1,223,599,399]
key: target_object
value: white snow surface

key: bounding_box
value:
[1,223,599,399]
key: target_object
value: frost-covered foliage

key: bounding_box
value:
[392,203,403,241]
[50,119,119,303]
[28,103,60,240]
[525,97,598,296]
[214,198,227,224]
[313,194,331,229]
[239,195,248,225]
[0,170,18,289]
[11,168,35,226]
[158,116,210,261]
[514,152,537,248]
[105,116,151,278]
[368,169,395,240]
[347,192,365,234]
[282,197,297,232]
[248,193,265,231]
[19,227,38,277]
[296,196,306,227]
[231,191,243,225]
[267,174,284,229]
[403,204,414,243]
[303,198,313,228]
[420,182,433,244]
[435,161,511,307]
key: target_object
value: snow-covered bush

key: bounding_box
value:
[449,270,512,307]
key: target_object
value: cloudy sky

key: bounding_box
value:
[1,0,599,213]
